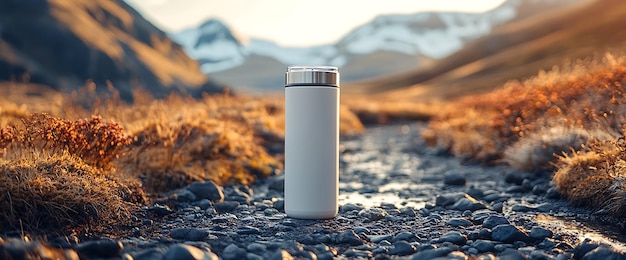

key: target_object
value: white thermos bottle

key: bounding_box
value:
[284,66,339,219]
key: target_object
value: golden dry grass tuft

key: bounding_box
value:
[0,85,365,234]
[0,113,145,233]
[426,52,626,216]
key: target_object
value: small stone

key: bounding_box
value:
[505,171,526,185]
[132,248,167,260]
[175,189,197,202]
[268,250,293,260]
[473,240,495,253]
[491,224,530,243]
[389,241,416,256]
[392,231,420,243]
[444,173,466,186]
[358,208,388,221]
[574,240,600,259]
[162,244,217,260]
[400,207,416,217]
[447,218,473,227]
[339,203,364,213]
[343,249,372,258]
[448,251,469,259]
[142,219,154,226]
[505,185,527,193]
[582,245,624,260]
[499,248,526,260]
[170,228,209,241]
[451,198,486,211]
[75,239,123,258]
[222,244,247,260]
[196,199,212,210]
[149,204,174,216]
[367,235,392,243]
[236,226,260,235]
[214,201,240,213]
[546,187,561,199]
[482,215,510,229]
[438,231,467,245]
[336,230,363,246]
[246,253,264,260]
[186,181,224,203]
[468,229,492,240]
[273,199,285,211]
[511,205,533,212]
[411,247,453,260]
[435,193,465,207]
[530,226,553,240]
[246,243,267,253]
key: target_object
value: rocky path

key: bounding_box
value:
[3,123,626,259]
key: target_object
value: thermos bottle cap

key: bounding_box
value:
[285,66,339,87]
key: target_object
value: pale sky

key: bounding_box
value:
[125,0,506,47]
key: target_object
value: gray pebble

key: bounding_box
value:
[186,181,224,203]
[491,224,530,243]
[438,231,467,245]
[273,199,285,211]
[582,245,625,260]
[400,207,416,217]
[546,187,561,199]
[246,253,264,260]
[411,247,453,260]
[389,241,416,256]
[246,243,267,253]
[444,172,466,186]
[511,205,533,212]
[499,248,526,260]
[529,226,553,240]
[435,193,465,207]
[447,218,473,227]
[473,240,495,253]
[236,226,260,235]
[335,230,364,245]
[452,198,486,211]
[162,244,217,260]
[368,235,392,243]
[169,228,209,241]
[175,189,198,202]
[222,244,247,260]
[214,201,240,213]
[339,203,364,213]
[393,231,420,242]
[358,208,388,221]
[343,248,371,258]
[267,249,293,260]
[132,248,166,260]
[505,185,527,193]
[482,215,510,229]
[75,239,123,258]
[149,204,174,216]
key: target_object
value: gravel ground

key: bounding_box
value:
[2,123,626,259]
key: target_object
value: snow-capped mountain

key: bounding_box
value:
[172,0,584,91]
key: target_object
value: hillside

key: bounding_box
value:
[348,0,620,101]
[0,0,223,100]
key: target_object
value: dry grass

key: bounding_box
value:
[426,52,626,216]
[0,84,365,235]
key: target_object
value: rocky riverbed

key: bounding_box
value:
[2,123,626,259]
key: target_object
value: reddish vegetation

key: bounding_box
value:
[425,52,626,216]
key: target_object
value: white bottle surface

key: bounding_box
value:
[285,86,339,219]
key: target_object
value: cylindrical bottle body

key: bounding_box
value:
[284,86,339,219]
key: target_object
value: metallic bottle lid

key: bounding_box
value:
[285,66,339,87]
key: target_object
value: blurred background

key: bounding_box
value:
[2,0,620,101]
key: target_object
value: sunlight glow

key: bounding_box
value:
[124,0,506,47]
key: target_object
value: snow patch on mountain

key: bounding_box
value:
[171,0,532,73]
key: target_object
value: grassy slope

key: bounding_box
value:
[346,0,626,102]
